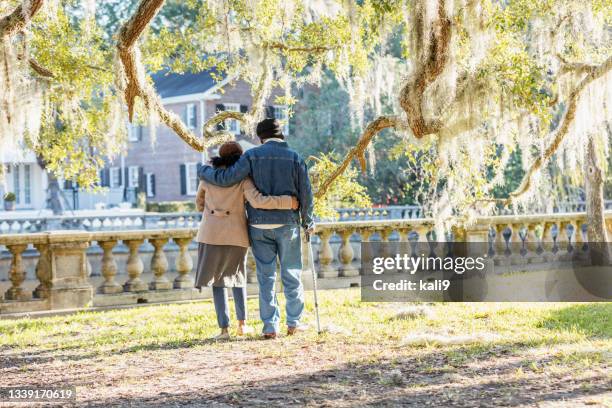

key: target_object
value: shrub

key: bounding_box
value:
[3,192,16,202]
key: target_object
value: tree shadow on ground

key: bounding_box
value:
[0,335,274,369]
[77,347,611,408]
[539,303,611,338]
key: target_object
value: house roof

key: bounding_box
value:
[151,69,225,98]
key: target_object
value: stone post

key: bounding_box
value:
[47,240,93,310]
[149,238,171,290]
[461,222,490,265]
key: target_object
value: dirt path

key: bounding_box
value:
[1,337,610,407]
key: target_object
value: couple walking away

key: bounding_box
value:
[194,118,314,340]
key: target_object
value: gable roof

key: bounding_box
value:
[151,69,226,98]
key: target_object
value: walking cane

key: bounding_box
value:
[306,232,322,334]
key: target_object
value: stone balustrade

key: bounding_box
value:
[0,212,203,234]
[0,212,610,315]
[4,201,612,234]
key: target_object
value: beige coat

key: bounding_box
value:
[195,178,294,247]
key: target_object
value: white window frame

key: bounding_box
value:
[223,103,241,135]
[186,103,197,130]
[128,166,140,188]
[145,173,155,198]
[185,163,198,196]
[24,164,31,205]
[10,164,33,208]
[13,164,21,205]
[273,105,289,136]
[109,167,121,188]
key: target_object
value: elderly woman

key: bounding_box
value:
[195,141,298,339]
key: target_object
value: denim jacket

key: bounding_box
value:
[198,140,314,230]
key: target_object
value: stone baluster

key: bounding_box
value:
[173,237,194,288]
[149,238,171,290]
[317,231,337,278]
[413,226,429,260]
[572,219,585,252]
[398,227,412,242]
[360,228,374,243]
[98,240,122,294]
[521,223,535,255]
[397,227,412,260]
[33,243,51,299]
[5,244,31,301]
[542,222,556,260]
[414,226,429,242]
[525,223,541,261]
[246,248,257,283]
[123,239,147,292]
[493,224,506,257]
[378,227,391,242]
[378,227,395,262]
[359,228,375,276]
[510,223,524,258]
[338,229,358,277]
[559,222,572,256]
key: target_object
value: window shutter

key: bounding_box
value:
[191,104,198,129]
[137,126,143,141]
[215,104,225,131]
[117,168,122,187]
[124,167,129,188]
[180,164,187,195]
[266,105,275,118]
[100,169,109,187]
[138,167,145,191]
[151,174,156,197]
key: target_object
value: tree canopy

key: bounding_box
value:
[1,0,610,222]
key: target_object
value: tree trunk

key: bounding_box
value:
[585,136,610,265]
[37,156,64,215]
[46,172,64,215]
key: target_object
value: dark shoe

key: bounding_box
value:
[287,323,310,336]
[262,332,277,340]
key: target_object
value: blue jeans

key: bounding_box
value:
[249,224,304,334]
[212,286,247,329]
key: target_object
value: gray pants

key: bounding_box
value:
[213,286,247,328]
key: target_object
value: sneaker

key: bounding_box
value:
[287,323,310,336]
[237,325,255,336]
[213,332,230,341]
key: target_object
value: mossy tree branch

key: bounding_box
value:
[314,115,399,199]
[0,0,45,37]
[498,56,612,205]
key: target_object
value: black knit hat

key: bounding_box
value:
[256,118,283,139]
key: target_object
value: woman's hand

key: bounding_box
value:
[291,197,299,210]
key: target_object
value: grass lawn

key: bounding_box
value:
[0,288,610,407]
